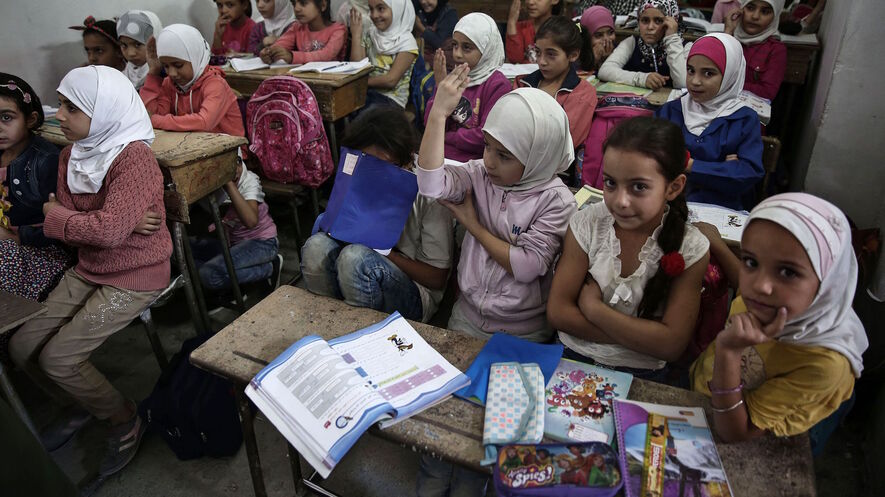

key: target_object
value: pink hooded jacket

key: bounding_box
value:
[140,66,245,136]
[417,161,575,335]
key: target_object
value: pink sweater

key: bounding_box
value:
[272,22,347,63]
[43,143,172,291]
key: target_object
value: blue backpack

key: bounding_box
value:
[409,53,436,131]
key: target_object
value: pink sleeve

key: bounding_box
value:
[139,75,173,116]
[272,24,299,51]
[150,78,233,132]
[416,160,486,202]
[290,24,347,63]
[508,190,575,283]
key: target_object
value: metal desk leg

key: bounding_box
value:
[325,120,339,166]
[208,194,245,313]
[172,221,209,334]
[0,361,38,438]
[235,388,267,497]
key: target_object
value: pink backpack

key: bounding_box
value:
[580,95,654,189]
[246,76,334,187]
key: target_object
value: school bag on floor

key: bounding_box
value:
[409,52,436,131]
[581,95,654,189]
[138,333,242,460]
[246,76,334,187]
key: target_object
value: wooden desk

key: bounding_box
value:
[0,290,47,437]
[224,66,372,122]
[0,290,47,333]
[191,286,817,497]
[38,123,250,331]
[614,28,819,85]
[39,123,246,216]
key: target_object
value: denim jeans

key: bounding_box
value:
[190,237,279,290]
[300,233,423,321]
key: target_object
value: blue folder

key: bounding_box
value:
[312,147,418,251]
[454,333,563,406]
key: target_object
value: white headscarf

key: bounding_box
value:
[482,88,574,191]
[156,24,211,91]
[118,10,164,89]
[57,66,155,194]
[453,13,505,87]
[746,193,868,377]
[262,0,297,37]
[681,33,750,135]
[734,0,784,45]
[367,0,418,55]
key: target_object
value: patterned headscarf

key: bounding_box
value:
[635,0,681,71]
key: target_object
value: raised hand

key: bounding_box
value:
[433,48,448,81]
[429,63,470,119]
[146,36,163,76]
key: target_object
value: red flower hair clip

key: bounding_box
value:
[660,251,685,277]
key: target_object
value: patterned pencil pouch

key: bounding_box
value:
[493,442,622,497]
[482,362,545,465]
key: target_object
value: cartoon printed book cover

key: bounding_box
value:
[544,359,633,443]
[495,443,621,495]
[613,399,733,497]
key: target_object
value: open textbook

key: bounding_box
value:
[245,312,469,478]
[614,400,732,497]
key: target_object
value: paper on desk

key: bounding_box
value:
[499,63,539,79]
[778,32,818,45]
[595,81,652,97]
[668,88,686,102]
[737,90,771,125]
[290,58,371,74]
[229,58,296,71]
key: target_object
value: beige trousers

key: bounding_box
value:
[9,269,160,419]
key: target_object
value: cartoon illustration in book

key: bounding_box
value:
[386,334,413,354]
[497,444,621,490]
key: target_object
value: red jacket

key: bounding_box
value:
[742,37,787,101]
[140,66,245,136]
[519,67,597,148]
[505,20,536,63]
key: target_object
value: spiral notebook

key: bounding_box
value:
[613,399,733,497]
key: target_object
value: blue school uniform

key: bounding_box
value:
[656,100,764,211]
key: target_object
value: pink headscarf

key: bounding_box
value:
[688,36,727,74]
[746,193,868,377]
[580,6,615,35]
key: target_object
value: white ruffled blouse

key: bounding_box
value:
[558,202,710,370]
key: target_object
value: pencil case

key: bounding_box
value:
[493,441,622,497]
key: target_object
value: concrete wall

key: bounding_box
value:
[795,0,885,230]
[0,0,221,104]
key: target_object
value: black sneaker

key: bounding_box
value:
[98,414,145,477]
[40,405,93,452]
